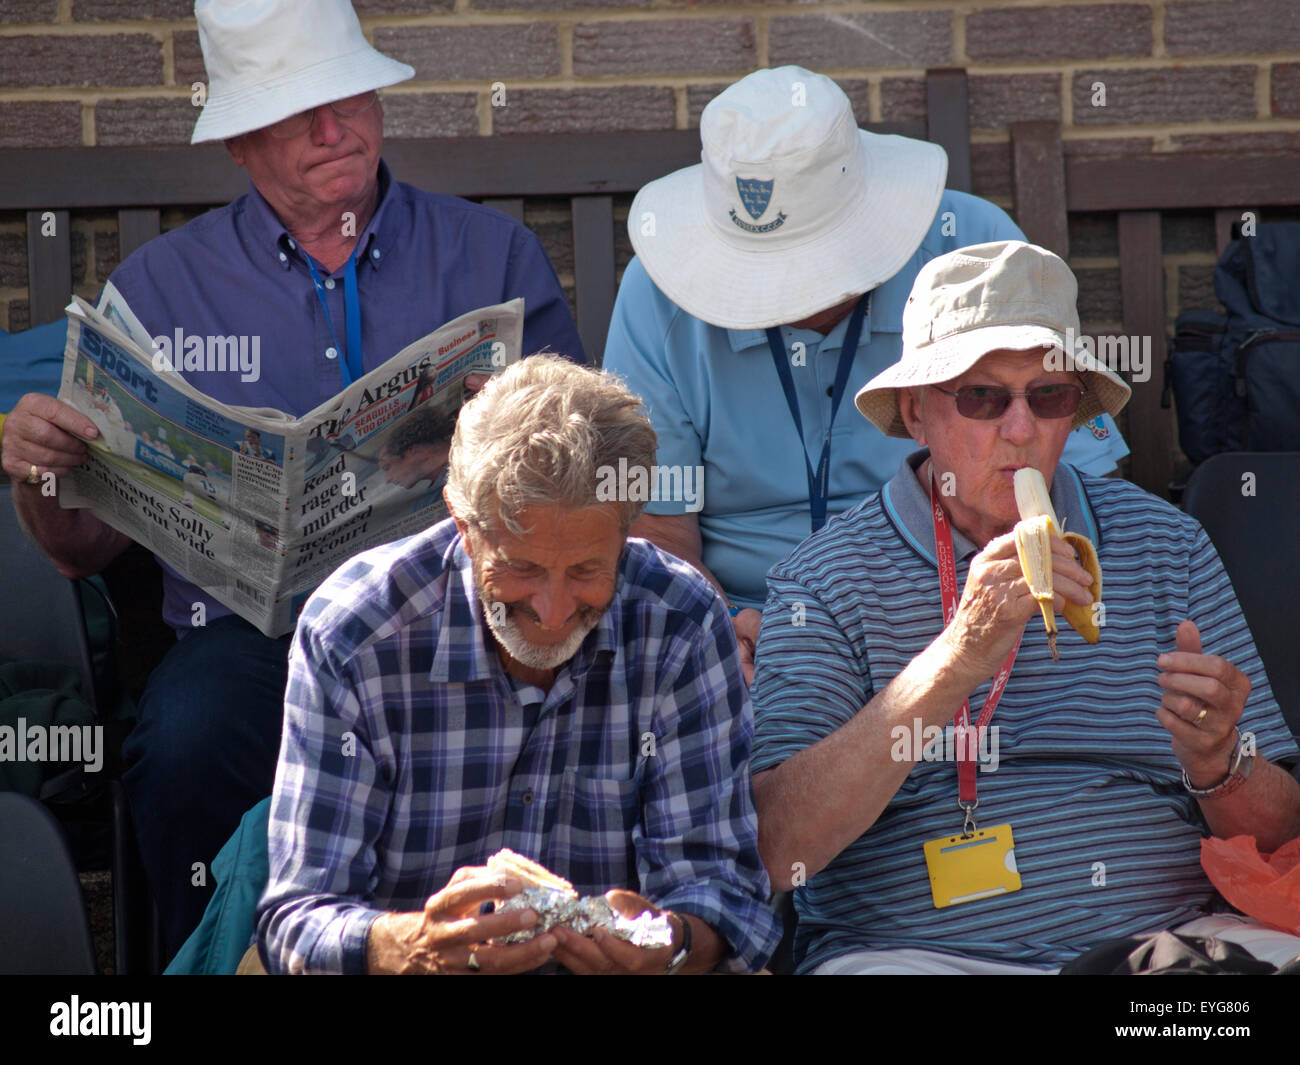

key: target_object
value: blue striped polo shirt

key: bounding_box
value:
[751,451,1298,972]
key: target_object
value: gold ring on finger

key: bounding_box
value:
[467,950,480,972]
[25,464,39,485]
[1194,708,1208,726]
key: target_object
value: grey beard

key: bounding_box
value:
[484,600,601,671]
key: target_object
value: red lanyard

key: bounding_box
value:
[929,472,1020,810]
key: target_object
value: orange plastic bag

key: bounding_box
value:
[1200,835,1300,935]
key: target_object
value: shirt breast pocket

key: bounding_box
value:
[552,770,641,880]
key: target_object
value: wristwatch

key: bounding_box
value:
[1183,729,1255,798]
[663,912,691,974]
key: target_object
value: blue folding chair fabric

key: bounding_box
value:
[0,320,68,411]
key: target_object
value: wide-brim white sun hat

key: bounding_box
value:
[629,65,948,331]
[191,0,414,144]
[854,240,1132,436]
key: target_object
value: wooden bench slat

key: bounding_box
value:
[480,198,524,224]
[570,195,615,366]
[1010,121,1069,258]
[925,68,971,193]
[3,146,244,210]
[118,208,161,261]
[26,209,71,327]
[1117,211,1173,498]
[1214,208,1247,256]
[1066,152,1300,212]
[390,133,701,199]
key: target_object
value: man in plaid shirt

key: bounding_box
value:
[257,355,779,974]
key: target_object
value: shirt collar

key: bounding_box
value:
[246,159,397,272]
[881,449,1099,565]
[428,529,624,687]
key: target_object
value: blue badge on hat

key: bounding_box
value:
[731,177,786,233]
[735,177,773,220]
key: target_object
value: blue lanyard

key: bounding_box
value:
[765,293,869,534]
[304,242,363,387]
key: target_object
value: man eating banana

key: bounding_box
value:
[750,241,1300,974]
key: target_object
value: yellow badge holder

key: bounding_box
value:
[923,814,1021,909]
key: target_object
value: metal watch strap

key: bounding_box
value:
[1183,730,1255,798]
[664,912,691,974]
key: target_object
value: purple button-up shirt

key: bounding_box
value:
[106,160,585,631]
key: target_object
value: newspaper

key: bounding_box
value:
[57,288,522,637]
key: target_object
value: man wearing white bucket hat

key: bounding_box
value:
[1,0,582,960]
[603,67,1127,684]
[749,241,1300,974]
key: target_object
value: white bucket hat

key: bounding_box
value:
[854,240,1132,436]
[190,0,415,144]
[629,66,948,331]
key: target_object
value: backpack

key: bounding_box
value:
[1164,223,1300,463]
[1059,929,1299,975]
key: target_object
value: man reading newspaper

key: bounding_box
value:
[0,0,581,960]
[55,293,523,637]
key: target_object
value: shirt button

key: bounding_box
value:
[287,238,296,250]
[521,789,534,805]
[324,278,336,290]
[826,386,834,397]
[278,251,287,263]
[325,347,338,360]
[371,248,381,260]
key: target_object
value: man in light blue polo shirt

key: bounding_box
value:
[603,67,1126,682]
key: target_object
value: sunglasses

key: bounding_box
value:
[930,383,1084,420]
[267,91,379,140]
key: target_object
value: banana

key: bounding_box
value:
[1012,467,1103,660]
[1014,511,1059,658]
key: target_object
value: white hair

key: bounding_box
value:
[444,354,658,535]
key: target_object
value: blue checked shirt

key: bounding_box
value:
[257,518,779,974]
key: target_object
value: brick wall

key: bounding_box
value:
[3,0,1300,344]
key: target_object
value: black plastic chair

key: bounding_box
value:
[0,482,162,973]
[0,483,98,709]
[1181,452,1300,742]
[0,791,97,974]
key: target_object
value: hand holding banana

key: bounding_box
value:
[1013,467,1103,660]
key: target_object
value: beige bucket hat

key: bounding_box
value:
[854,240,1132,437]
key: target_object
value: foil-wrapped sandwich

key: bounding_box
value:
[486,849,674,949]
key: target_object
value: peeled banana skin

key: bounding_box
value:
[1061,531,1102,644]
[1012,468,1103,659]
